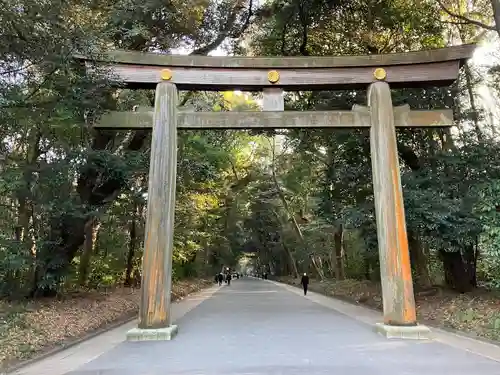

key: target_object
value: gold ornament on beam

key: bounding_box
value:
[160,69,173,80]
[267,70,280,84]
[373,68,387,81]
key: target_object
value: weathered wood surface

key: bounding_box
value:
[76,44,474,68]
[138,82,177,330]
[76,45,475,90]
[98,60,460,90]
[95,108,453,129]
[353,104,454,128]
[368,81,417,326]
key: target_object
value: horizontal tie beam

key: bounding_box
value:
[95,106,453,130]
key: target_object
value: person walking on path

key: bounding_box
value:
[226,272,232,286]
[217,273,224,286]
[300,273,309,296]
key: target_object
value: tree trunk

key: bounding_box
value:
[4,197,33,297]
[272,169,312,275]
[491,0,500,39]
[333,224,345,280]
[439,250,474,293]
[79,217,100,286]
[13,130,42,296]
[269,208,299,278]
[325,256,334,277]
[124,207,138,287]
[269,136,313,278]
[15,197,31,242]
[407,230,432,289]
[463,62,484,141]
[310,255,325,280]
[364,260,371,280]
[282,242,299,278]
[462,242,478,288]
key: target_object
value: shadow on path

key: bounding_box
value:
[65,278,500,375]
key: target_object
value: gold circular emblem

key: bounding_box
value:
[160,69,173,80]
[373,68,387,81]
[267,70,280,83]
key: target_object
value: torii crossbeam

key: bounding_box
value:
[96,105,452,130]
[76,44,475,342]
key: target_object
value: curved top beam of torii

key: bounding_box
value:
[75,44,475,91]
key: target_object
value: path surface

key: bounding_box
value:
[57,277,500,375]
[11,285,221,375]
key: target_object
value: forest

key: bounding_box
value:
[1,0,500,368]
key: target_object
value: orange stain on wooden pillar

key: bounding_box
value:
[369,81,417,327]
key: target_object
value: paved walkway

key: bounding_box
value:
[15,278,500,375]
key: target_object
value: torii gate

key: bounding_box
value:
[76,44,475,341]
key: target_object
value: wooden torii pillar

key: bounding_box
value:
[78,44,475,341]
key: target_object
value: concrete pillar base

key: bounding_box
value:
[374,323,432,340]
[126,325,178,341]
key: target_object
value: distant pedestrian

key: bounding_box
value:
[226,273,232,286]
[300,273,309,296]
[217,273,224,286]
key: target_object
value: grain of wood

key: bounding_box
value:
[98,61,460,90]
[95,109,453,130]
[75,44,475,68]
[368,81,417,326]
[138,82,178,329]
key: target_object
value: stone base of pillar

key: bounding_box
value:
[374,323,432,340]
[126,325,178,341]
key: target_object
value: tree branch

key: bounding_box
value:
[397,142,421,171]
[298,0,309,56]
[436,0,495,30]
[190,0,254,56]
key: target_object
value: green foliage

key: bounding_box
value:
[475,180,500,288]
[0,0,499,304]
[239,0,500,294]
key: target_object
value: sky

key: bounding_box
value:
[468,38,499,133]
[471,37,497,66]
